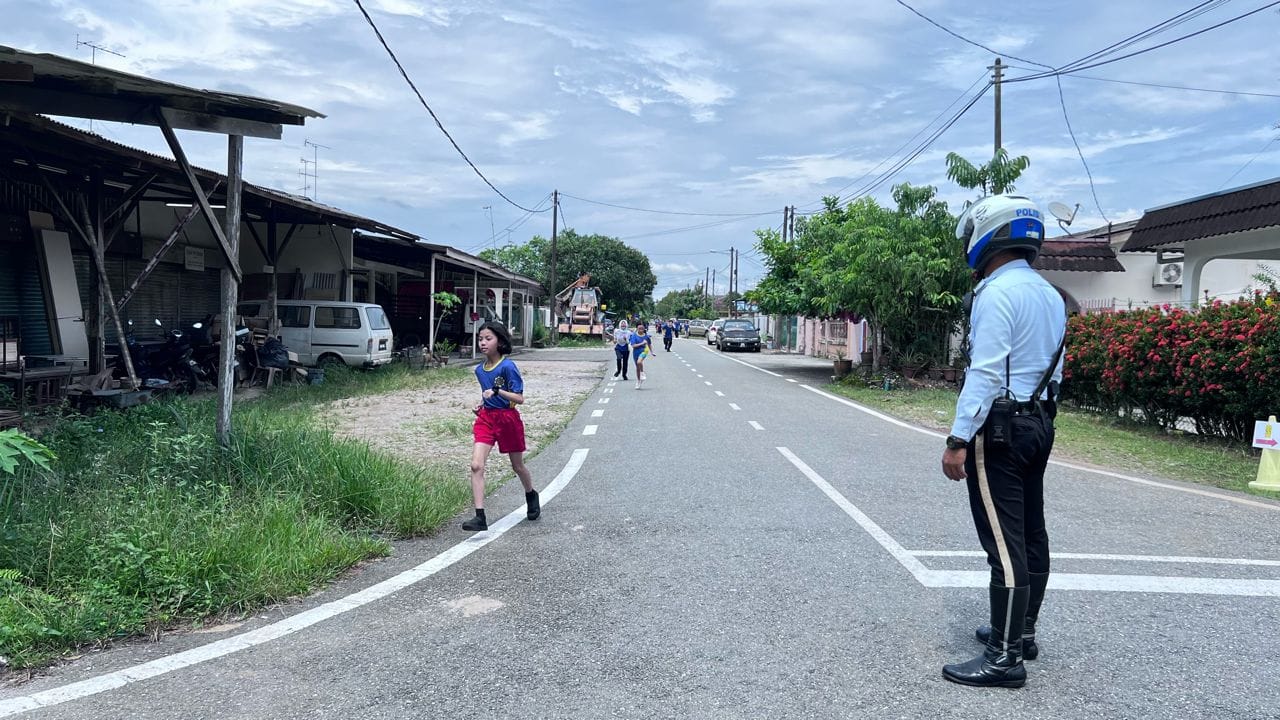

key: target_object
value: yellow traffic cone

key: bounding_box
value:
[1249,415,1280,492]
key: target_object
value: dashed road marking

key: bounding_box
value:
[583,425,598,436]
[714,391,725,397]
[704,381,712,386]
[748,421,764,430]
[598,398,610,404]
[729,403,741,411]
[591,409,604,417]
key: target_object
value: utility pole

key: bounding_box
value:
[729,246,737,317]
[990,57,1004,153]
[549,189,559,342]
[704,267,710,309]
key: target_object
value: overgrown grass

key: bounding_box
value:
[827,378,1263,494]
[552,335,610,349]
[0,364,476,669]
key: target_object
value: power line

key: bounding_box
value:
[838,81,993,204]
[1002,65,1280,98]
[894,0,1053,70]
[351,0,549,214]
[1007,1,1280,85]
[561,192,777,218]
[1055,75,1109,224]
[1218,132,1280,189]
[796,71,992,212]
[616,214,767,241]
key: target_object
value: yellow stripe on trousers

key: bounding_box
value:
[975,440,1015,588]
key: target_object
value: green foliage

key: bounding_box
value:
[945,148,1031,196]
[1062,293,1280,441]
[0,365,478,668]
[0,429,54,475]
[480,230,657,315]
[770,184,969,368]
[655,285,709,319]
[429,292,462,347]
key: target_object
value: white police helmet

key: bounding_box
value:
[954,194,1045,270]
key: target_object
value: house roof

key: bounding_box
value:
[1122,177,1280,252]
[1035,219,1136,272]
[1034,239,1125,272]
[0,113,419,242]
[0,45,321,139]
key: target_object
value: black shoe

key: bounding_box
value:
[613,371,620,378]
[944,585,1029,688]
[462,510,487,531]
[622,375,628,380]
[526,490,541,520]
[975,626,1038,661]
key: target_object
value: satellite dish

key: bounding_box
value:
[1048,201,1080,233]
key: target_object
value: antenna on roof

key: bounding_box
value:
[1048,201,1080,234]
[301,139,332,202]
[75,34,126,134]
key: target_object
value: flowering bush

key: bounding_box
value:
[1062,292,1280,441]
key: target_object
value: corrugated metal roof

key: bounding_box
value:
[0,113,419,242]
[1122,177,1280,252]
[0,45,321,138]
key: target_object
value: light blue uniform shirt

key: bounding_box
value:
[950,260,1066,442]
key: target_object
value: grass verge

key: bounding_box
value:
[0,364,478,670]
[826,379,1264,494]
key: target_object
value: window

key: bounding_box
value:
[724,320,755,330]
[315,306,361,329]
[365,306,391,330]
[280,305,310,328]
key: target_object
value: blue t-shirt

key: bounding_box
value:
[475,357,524,409]
[663,324,674,339]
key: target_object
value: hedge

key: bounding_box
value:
[1062,292,1280,441]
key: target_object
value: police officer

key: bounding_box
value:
[941,194,1065,689]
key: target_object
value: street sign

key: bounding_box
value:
[1253,419,1280,449]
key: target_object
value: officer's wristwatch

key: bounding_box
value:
[945,435,968,450]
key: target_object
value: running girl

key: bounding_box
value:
[464,322,539,531]
[630,322,654,389]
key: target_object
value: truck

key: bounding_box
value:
[555,274,606,338]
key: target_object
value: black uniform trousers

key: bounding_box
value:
[964,407,1055,588]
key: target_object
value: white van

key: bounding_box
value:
[237,300,395,368]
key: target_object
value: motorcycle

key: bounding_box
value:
[119,319,204,393]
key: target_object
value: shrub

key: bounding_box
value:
[1062,292,1280,440]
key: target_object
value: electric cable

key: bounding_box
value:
[1218,133,1279,189]
[1055,75,1110,224]
[352,0,549,214]
[894,0,1053,69]
[560,192,777,218]
[1002,65,1280,98]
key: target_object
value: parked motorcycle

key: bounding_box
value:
[119,319,203,393]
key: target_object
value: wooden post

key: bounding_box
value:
[471,269,478,360]
[217,135,243,448]
[427,255,436,354]
[267,213,279,333]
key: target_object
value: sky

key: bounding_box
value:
[8,0,1280,298]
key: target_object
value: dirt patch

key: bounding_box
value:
[324,360,603,479]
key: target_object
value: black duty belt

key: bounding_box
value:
[1012,399,1055,416]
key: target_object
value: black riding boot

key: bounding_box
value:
[975,571,1048,660]
[944,584,1029,688]
[525,490,541,521]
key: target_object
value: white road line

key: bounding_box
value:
[697,374,704,378]
[777,447,1280,597]
[729,403,741,411]
[582,425,598,436]
[798,384,1280,513]
[602,388,613,394]
[0,450,592,719]
[700,346,783,377]
[598,398,610,404]
[591,409,604,418]
[786,378,797,383]
[715,391,725,397]
[704,381,712,386]
[748,421,764,431]
[911,550,1280,568]
[776,447,931,582]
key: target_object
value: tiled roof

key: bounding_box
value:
[1035,239,1125,272]
[1122,177,1280,252]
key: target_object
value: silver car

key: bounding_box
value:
[687,319,710,337]
[705,318,726,345]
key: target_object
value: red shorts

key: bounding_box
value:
[473,407,527,453]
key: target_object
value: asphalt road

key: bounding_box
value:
[5,337,1280,719]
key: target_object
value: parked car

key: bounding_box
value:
[705,318,727,345]
[237,299,395,368]
[687,319,710,337]
[716,319,761,352]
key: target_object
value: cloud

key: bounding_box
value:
[652,262,700,274]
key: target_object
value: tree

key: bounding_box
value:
[944,148,1031,196]
[655,285,708,319]
[480,229,656,316]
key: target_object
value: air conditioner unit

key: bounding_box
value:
[1153,261,1184,287]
